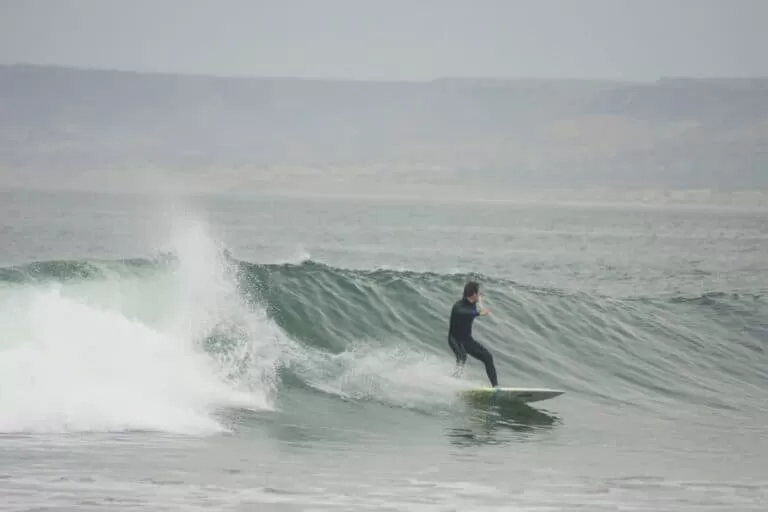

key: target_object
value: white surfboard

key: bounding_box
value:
[460,386,564,404]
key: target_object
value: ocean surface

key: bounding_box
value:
[0,188,766,511]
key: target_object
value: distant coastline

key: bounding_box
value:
[2,63,767,195]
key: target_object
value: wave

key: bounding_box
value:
[0,222,282,435]
[1,236,766,434]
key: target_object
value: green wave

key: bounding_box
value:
[1,256,766,414]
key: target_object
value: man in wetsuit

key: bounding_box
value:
[448,281,499,388]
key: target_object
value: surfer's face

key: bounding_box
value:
[462,281,480,302]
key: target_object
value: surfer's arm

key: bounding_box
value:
[472,302,491,316]
[456,303,489,317]
[454,303,477,317]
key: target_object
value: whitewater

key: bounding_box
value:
[1,189,767,511]
[0,221,283,435]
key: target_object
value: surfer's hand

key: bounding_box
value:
[479,308,491,316]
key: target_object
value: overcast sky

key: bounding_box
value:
[1,0,766,81]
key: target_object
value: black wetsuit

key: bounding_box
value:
[447,298,498,387]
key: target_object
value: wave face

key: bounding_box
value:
[1,215,766,436]
[238,259,767,414]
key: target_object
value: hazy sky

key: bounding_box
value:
[1,0,766,81]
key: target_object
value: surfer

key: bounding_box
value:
[448,281,499,388]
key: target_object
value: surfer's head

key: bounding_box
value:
[463,281,480,302]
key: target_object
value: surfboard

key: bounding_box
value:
[460,387,564,404]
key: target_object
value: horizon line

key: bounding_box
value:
[4,61,768,85]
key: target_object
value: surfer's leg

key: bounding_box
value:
[448,336,467,376]
[464,338,498,387]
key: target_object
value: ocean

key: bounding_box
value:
[0,188,766,511]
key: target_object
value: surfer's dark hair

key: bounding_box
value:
[463,281,479,299]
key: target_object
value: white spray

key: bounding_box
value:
[0,214,289,435]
